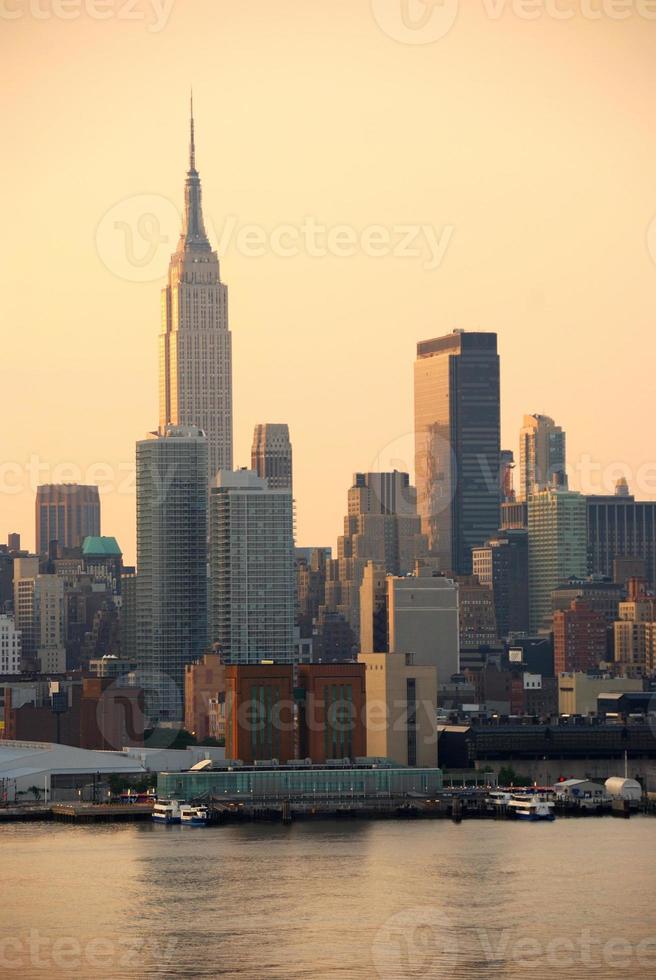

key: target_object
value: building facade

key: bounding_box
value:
[553,600,608,675]
[322,471,428,641]
[297,663,366,763]
[472,529,529,638]
[586,485,656,587]
[0,616,21,675]
[518,414,567,500]
[528,488,587,633]
[184,653,225,742]
[359,653,438,767]
[136,425,208,722]
[251,423,293,491]
[414,330,500,575]
[159,101,233,480]
[210,471,295,664]
[35,484,100,556]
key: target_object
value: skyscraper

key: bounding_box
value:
[519,414,567,500]
[159,98,233,481]
[210,470,295,664]
[414,330,501,576]
[527,487,587,633]
[136,425,208,722]
[322,471,428,640]
[251,423,293,490]
[587,480,656,587]
[35,484,100,555]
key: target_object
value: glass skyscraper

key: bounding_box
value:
[414,330,501,575]
[136,425,208,722]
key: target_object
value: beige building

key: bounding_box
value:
[360,562,460,678]
[323,472,428,638]
[519,414,567,500]
[35,575,66,674]
[13,555,39,662]
[159,102,233,480]
[614,596,656,678]
[558,672,643,716]
[358,653,438,768]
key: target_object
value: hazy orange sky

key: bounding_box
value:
[2,1,656,564]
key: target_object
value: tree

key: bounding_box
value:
[498,766,532,787]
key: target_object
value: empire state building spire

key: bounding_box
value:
[160,96,234,480]
[179,91,209,251]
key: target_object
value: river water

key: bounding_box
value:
[1,817,655,978]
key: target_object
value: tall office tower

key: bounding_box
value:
[296,546,330,636]
[7,533,20,553]
[35,485,100,555]
[34,574,66,673]
[322,471,428,638]
[251,424,293,491]
[119,567,137,661]
[528,487,587,633]
[587,479,656,587]
[13,555,39,663]
[159,99,233,481]
[519,414,567,500]
[472,529,529,638]
[414,330,501,576]
[210,470,295,664]
[136,425,208,722]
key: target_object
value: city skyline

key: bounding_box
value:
[4,7,656,565]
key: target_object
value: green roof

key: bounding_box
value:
[82,536,122,557]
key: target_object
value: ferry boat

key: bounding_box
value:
[180,804,209,826]
[507,795,556,822]
[152,799,184,824]
[487,790,512,808]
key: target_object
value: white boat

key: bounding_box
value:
[180,804,209,826]
[152,799,185,824]
[507,795,556,822]
[487,790,512,808]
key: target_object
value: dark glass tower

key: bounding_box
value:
[414,330,501,575]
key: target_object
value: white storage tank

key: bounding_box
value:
[604,777,642,802]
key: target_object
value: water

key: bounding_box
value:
[1,817,655,978]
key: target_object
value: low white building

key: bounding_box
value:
[0,741,146,803]
[553,778,608,808]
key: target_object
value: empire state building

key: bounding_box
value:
[159,99,233,479]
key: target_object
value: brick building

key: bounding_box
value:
[553,600,607,674]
